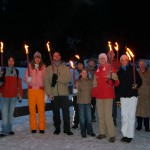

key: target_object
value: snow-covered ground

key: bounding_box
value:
[0,105,150,150]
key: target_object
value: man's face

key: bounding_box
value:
[138,61,145,70]
[88,61,95,67]
[121,58,129,66]
[8,58,15,67]
[53,52,61,61]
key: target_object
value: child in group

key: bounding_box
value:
[76,69,95,138]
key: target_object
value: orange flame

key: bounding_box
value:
[46,41,50,52]
[70,60,75,69]
[0,42,3,53]
[75,55,80,60]
[108,41,112,51]
[24,44,29,54]
[114,42,119,51]
[126,51,131,61]
[126,47,135,58]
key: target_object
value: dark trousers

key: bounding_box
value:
[136,116,149,130]
[72,96,79,126]
[51,96,70,132]
[91,97,96,119]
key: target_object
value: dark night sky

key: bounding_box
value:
[0,0,150,65]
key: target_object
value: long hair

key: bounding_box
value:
[30,58,45,70]
[78,69,89,80]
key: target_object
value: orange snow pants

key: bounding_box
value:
[28,89,46,131]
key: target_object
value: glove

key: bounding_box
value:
[17,96,22,103]
[26,77,32,83]
[132,83,138,89]
[18,99,22,103]
[106,78,115,85]
[73,88,78,94]
[51,73,58,87]
[0,76,5,83]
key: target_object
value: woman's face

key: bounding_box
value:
[77,63,84,70]
[99,57,106,65]
[120,58,129,66]
[34,57,41,64]
[81,70,88,79]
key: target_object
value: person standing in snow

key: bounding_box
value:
[0,56,23,137]
[136,60,150,132]
[44,51,73,135]
[24,52,46,134]
[117,54,142,143]
[92,53,119,143]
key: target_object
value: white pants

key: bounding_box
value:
[121,96,138,138]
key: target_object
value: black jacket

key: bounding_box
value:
[117,65,142,98]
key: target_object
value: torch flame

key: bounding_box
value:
[108,41,112,51]
[70,60,75,69]
[114,42,119,51]
[126,51,131,61]
[126,47,135,58]
[75,55,80,60]
[24,44,29,54]
[0,42,3,53]
[47,41,50,52]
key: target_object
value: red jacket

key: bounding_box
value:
[92,64,119,99]
[0,76,23,98]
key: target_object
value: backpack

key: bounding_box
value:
[0,68,19,86]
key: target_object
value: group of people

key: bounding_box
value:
[0,50,150,144]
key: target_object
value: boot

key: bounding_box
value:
[136,116,142,130]
[144,118,150,132]
[54,127,61,135]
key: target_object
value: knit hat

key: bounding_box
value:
[98,53,107,62]
[120,54,129,62]
[34,52,41,58]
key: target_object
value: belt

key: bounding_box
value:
[28,86,44,90]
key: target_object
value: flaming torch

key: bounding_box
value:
[114,42,119,70]
[126,47,136,85]
[24,44,30,76]
[126,51,131,62]
[108,41,113,79]
[0,42,4,72]
[75,54,80,60]
[46,41,54,72]
[70,60,76,88]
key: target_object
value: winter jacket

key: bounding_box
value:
[0,67,23,98]
[24,64,46,89]
[76,78,92,104]
[44,61,71,96]
[92,64,119,99]
[136,69,150,117]
[117,64,142,98]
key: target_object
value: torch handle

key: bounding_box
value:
[26,54,30,76]
[116,51,119,71]
[1,52,3,72]
[133,58,136,84]
[73,68,76,88]
[49,52,54,73]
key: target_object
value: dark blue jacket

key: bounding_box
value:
[117,64,142,98]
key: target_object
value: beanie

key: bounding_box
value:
[34,51,41,58]
[98,53,107,62]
